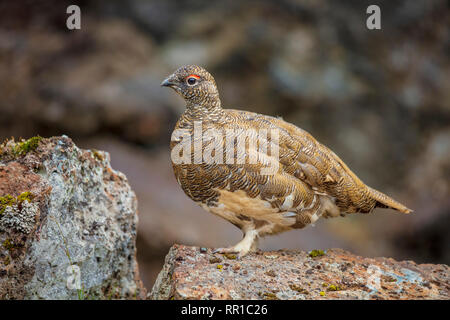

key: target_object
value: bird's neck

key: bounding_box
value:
[185,98,224,122]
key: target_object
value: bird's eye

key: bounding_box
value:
[186,74,200,86]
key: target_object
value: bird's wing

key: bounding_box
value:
[261,113,412,213]
[223,109,372,214]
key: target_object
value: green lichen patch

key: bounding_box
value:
[261,292,279,300]
[209,257,222,264]
[0,195,16,215]
[0,136,43,161]
[91,149,104,162]
[17,192,34,204]
[13,136,43,156]
[289,284,309,294]
[327,284,343,291]
[3,238,15,250]
[309,249,325,258]
[381,275,397,283]
[223,253,236,260]
[0,192,35,215]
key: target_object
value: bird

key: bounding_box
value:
[161,65,412,258]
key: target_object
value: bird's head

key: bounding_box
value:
[161,65,220,108]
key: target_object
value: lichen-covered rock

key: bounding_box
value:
[151,245,449,300]
[0,136,146,299]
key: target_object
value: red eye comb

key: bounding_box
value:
[187,74,200,79]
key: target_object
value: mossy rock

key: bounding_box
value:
[0,136,43,161]
[13,136,42,156]
[0,195,16,215]
[0,192,34,215]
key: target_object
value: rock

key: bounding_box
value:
[150,244,449,300]
[0,136,145,299]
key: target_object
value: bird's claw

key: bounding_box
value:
[212,247,245,260]
[212,247,235,254]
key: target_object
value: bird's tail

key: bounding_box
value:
[368,187,412,214]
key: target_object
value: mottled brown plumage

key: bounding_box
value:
[162,65,412,257]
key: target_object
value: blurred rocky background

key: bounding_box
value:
[0,0,448,288]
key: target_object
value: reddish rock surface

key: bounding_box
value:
[150,244,449,300]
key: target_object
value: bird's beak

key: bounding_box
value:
[161,75,176,88]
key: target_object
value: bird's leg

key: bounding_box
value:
[213,229,259,258]
[250,236,259,252]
